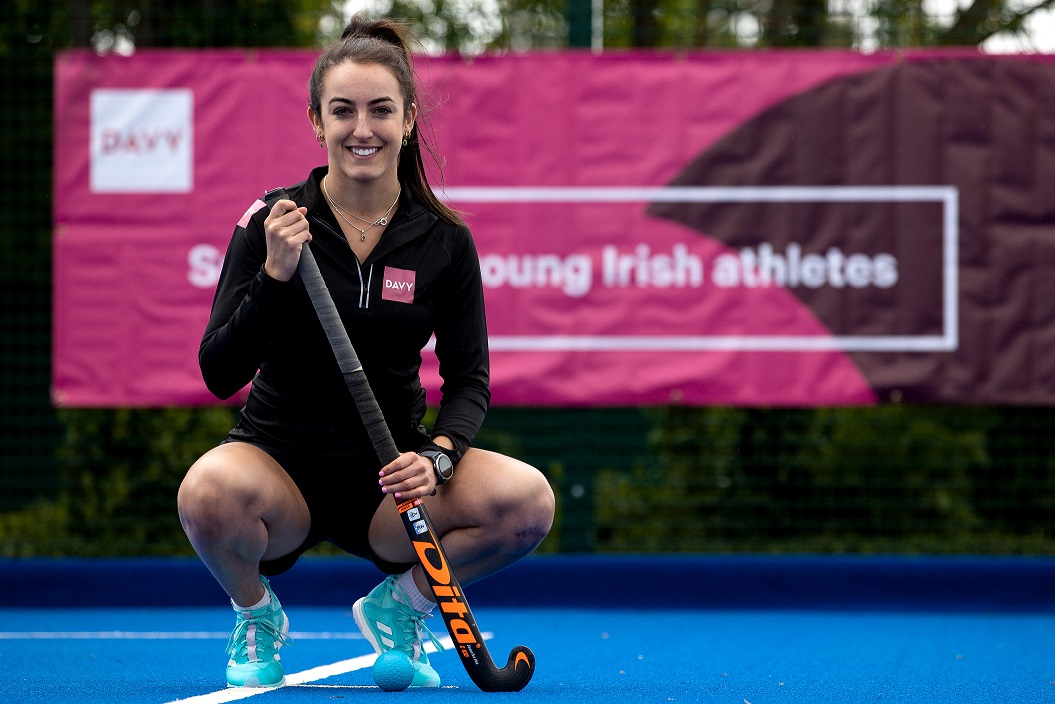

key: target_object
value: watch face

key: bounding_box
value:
[423,450,454,482]
[435,453,454,480]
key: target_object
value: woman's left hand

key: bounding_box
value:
[378,451,437,500]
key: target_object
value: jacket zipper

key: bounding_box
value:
[309,215,374,310]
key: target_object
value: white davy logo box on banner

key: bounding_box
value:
[90,89,193,193]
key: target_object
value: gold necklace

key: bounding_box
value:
[322,176,400,242]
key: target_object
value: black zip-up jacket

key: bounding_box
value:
[200,166,490,463]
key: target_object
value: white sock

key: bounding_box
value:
[232,585,271,612]
[395,569,435,614]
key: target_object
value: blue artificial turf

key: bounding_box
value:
[2,555,1053,703]
[2,606,1052,703]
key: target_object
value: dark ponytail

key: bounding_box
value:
[309,14,464,227]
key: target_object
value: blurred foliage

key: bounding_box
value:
[70,0,333,49]
[342,0,1055,52]
[64,0,1049,54]
[592,406,1053,554]
[4,0,1055,558]
[1,408,239,557]
[5,404,1055,557]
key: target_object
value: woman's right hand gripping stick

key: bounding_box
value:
[263,199,312,282]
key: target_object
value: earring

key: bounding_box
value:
[317,133,325,148]
[402,134,409,147]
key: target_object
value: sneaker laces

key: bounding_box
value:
[226,614,292,660]
[386,577,445,660]
[398,607,445,660]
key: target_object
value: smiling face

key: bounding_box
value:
[309,61,416,191]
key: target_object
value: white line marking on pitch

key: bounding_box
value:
[164,633,492,704]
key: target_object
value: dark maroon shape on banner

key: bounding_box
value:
[652,57,1055,404]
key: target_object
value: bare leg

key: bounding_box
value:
[178,442,311,606]
[368,448,555,599]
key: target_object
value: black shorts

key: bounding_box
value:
[224,423,430,577]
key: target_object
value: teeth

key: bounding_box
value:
[351,147,378,156]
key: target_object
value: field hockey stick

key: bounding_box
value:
[263,188,535,692]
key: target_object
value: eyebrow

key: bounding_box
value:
[328,96,397,107]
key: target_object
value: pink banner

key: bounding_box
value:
[54,49,1055,406]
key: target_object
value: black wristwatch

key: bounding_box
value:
[420,448,454,485]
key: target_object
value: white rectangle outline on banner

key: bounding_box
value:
[440,186,959,353]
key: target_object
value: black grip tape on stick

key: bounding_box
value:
[281,216,399,463]
[261,188,535,692]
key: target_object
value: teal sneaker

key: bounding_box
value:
[353,575,444,688]
[225,575,291,688]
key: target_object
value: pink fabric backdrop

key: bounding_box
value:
[53,49,944,407]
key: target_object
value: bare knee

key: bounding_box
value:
[179,444,310,573]
[493,465,555,557]
[521,469,556,549]
[178,445,281,542]
[390,450,556,568]
[178,456,243,544]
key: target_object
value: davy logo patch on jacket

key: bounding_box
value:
[382,266,416,304]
